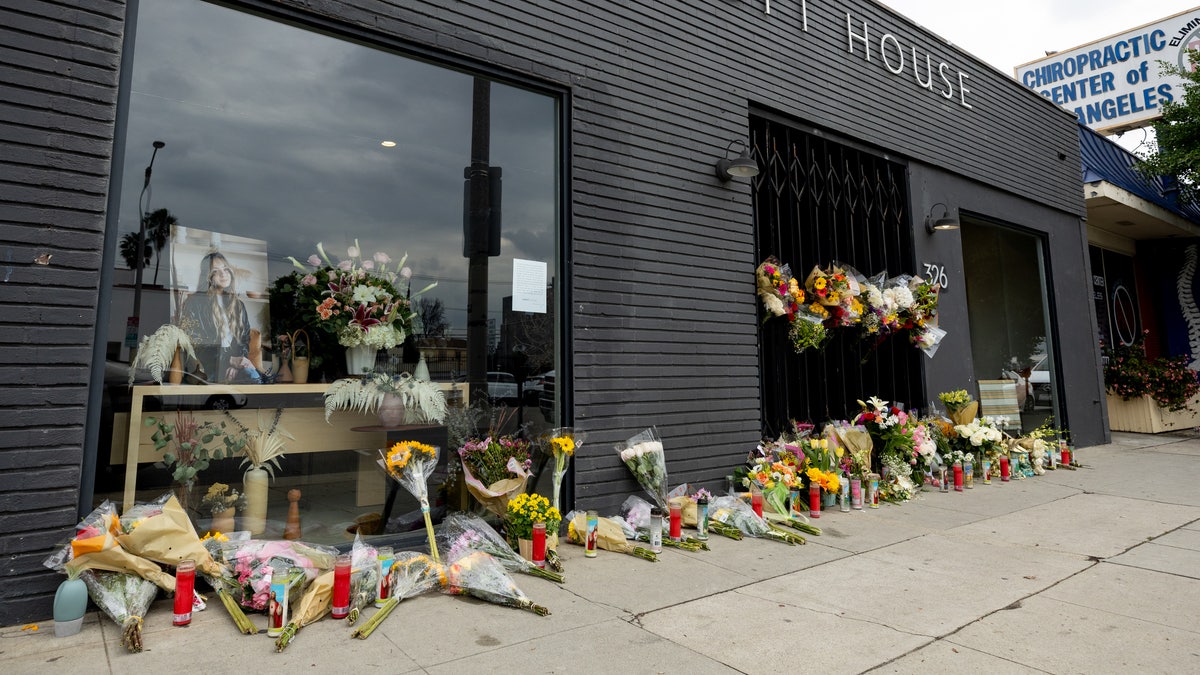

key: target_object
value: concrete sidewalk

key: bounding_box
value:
[4,431,1200,674]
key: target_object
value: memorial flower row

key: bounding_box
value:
[43,388,1075,652]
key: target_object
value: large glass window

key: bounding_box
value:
[93,0,561,546]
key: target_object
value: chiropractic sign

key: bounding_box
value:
[1015,7,1200,134]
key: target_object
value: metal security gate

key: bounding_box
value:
[750,114,923,436]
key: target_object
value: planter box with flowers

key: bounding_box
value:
[1103,334,1200,434]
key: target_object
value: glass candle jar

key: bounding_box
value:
[963,458,974,489]
[867,473,880,508]
[808,483,821,518]
[648,507,663,553]
[982,459,992,485]
[750,488,764,518]
[585,510,599,558]
[696,497,709,540]
[851,476,863,510]
[173,559,195,626]
[331,553,352,619]
[532,522,547,568]
[668,503,682,541]
[953,462,964,492]
[999,455,1011,481]
[839,476,850,512]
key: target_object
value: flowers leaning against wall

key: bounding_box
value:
[287,241,437,350]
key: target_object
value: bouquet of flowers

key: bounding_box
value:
[615,427,669,509]
[707,496,806,545]
[938,389,979,427]
[199,531,256,634]
[351,552,443,639]
[380,440,441,561]
[439,512,564,583]
[859,273,913,336]
[344,534,380,625]
[80,570,159,653]
[755,256,804,319]
[910,420,942,479]
[44,501,176,593]
[217,539,338,611]
[905,276,945,356]
[544,427,583,515]
[116,494,227,580]
[566,510,658,561]
[953,417,1006,462]
[287,241,436,349]
[459,423,533,518]
[807,263,863,327]
[854,396,917,457]
[505,493,561,547]
[275,568,334,651]
[787,306,831,353]
[443,551,550,616]
[826,420,873,478]
[741,443,803,518]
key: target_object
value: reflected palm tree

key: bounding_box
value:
[117,208,177,286]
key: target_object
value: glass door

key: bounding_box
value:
[961,218,1062,433]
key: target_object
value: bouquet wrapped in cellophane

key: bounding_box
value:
[351,552,442,639]
[275,568,334,651]
[545,427,583,516]
[443,551,549,616]
[80,569,159,653]
[565,510,657,561]
[345,534,380,625]
[619,494,707,551]
[615,427,669,510]
[438,512,564,583]
[708,496,806,545]
[380,440,441,562]
[46,500,176,593]
[217,539,337,611]
[199,531,255,634]
[116,493,227,580]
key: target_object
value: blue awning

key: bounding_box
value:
[1079,123,1200,223]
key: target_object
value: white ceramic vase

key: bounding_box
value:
[243,467,270,535]
[345,344,377,375]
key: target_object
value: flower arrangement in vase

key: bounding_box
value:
[223,408,290,535]
[129,323,196,385]
[200,483,245,533]
[285,241,437,355]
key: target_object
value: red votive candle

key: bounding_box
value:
[999,455,1011,481]
[1061,446,1072,466]
[953,463,964,492]
[808,483,821,518]
[532,522,547,569]
[331,553,352,619]
[750,490,763,518]
[173,559,195,626]
[669,504,682,541]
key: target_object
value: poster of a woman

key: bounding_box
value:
[170,227,269,384]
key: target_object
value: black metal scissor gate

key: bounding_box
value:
[750,113,924,436]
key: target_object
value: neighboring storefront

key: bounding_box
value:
[0,0,1105,623]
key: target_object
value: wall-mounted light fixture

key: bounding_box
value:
[714,139,759,182]
[925,202,960,233]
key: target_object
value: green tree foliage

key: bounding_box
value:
[1139,50,1200,205]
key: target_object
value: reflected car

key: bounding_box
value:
[1004,354,1051,411]
[523,370,553,404]
[105,360,248,410]
[486,371,520,403]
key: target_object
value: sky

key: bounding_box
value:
[879,0,1198,153]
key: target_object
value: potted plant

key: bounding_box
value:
[145,411,246,516]
[323,371,447,427]
[1104,332,1200,432]
[199,482,245,533]
[129,323,196,385]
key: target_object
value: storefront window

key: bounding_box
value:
[92,0,561,546]
[961,219,1061,434]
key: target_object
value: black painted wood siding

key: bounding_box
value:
[0,0,1083,622]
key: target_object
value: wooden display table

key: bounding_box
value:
[119,382,464,510]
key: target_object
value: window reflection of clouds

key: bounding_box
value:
[119,0,557,331]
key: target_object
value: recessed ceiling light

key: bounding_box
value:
[380,140,396,148]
